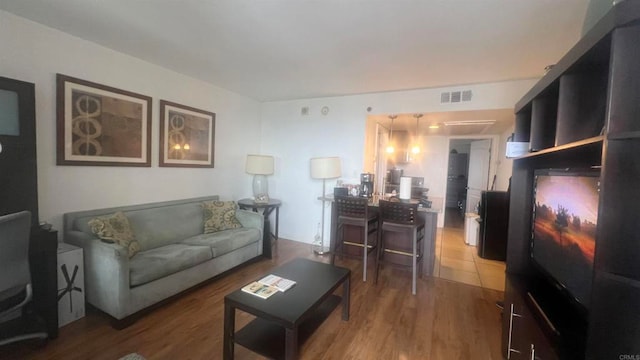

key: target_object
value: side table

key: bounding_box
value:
[237,198,281,259]
[238,199,282,259]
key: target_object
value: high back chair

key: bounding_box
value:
[330,196,379,281]
[376,200,425,295]
[0,211,48,346]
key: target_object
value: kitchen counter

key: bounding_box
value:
[319,195,443,214]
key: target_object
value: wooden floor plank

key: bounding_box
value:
[1,239,503,360]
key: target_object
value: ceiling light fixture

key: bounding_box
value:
[429,124,440,129]
[443,120,496,126]
[411,113,423,154]
[386,115,397,154]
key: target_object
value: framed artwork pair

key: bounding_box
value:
[56,74,215,168]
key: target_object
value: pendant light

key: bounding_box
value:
[386,115,397,154]
[411,113,423,154]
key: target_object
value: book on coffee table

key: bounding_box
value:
[241,281,278,299]
[258,274,296,292]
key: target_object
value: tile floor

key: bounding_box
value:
[433,226,507,291]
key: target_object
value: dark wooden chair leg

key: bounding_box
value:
[363,221,368,282]
[331,224,340,265]
[374,226,383,284]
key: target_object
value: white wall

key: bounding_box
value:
[260,79,537,243]
[1,10,537,244]
[398,135,448,197]
[0,11,262,234]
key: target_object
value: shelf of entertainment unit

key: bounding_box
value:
[503,1,640,358]
[607,131,640,140]
[506,274,590,359]
[514,136,604,160]
[525,292,559,339]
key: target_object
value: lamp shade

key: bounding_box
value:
[245,155,274,175]
[310,157,341,179]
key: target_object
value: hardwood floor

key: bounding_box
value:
[1,239,504,360]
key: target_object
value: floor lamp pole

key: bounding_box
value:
[314,178,329,255]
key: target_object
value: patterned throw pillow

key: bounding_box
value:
[88,211,140,258]
[202,201,243,233]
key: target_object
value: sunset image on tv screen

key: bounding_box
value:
[533,174,599,307]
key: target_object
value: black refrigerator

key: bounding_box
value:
[476,190,509,260]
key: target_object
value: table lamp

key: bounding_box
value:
[246,154,274,203]
[310,156,341,254]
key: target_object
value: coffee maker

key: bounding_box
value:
[360,173,374,198]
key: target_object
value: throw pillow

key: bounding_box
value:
[202,201,243,233]
[88,211,140,258]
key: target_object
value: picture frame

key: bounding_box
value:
[56,74,152,166]
[159,100,215,168]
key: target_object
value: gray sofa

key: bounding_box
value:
[63,196,263,321]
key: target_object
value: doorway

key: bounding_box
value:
[444,138,492,228]
[436,136,505,291]
[445,139,469,228]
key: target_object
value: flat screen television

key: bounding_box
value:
[531,168,600,311]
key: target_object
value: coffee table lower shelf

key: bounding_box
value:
[234,295,341,360]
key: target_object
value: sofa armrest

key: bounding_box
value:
[65,231,131,319]
[235,209,264,232]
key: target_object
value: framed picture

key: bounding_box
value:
[159,100,215,168]
[56,74,152,166]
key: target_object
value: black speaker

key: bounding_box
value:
[530,97,557,152]
[514,112,531,142]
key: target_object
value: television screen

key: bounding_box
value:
[532,169,600,309]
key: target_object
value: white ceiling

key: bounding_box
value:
[0,0,588,102]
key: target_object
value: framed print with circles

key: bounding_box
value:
[56,74,152,166]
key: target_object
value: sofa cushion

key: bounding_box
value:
[129,244,213,287]
[125,203,206,251]
[88,212,140,257]
[202,201,242,233]
[181,227,260,257]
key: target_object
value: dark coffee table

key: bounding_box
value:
[223,258,350,360]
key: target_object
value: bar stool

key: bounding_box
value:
[331,195,379,281]
[376,199,425,295]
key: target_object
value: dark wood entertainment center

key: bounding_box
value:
[502,2,640,359]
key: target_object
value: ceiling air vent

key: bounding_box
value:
[440,90,473,104]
